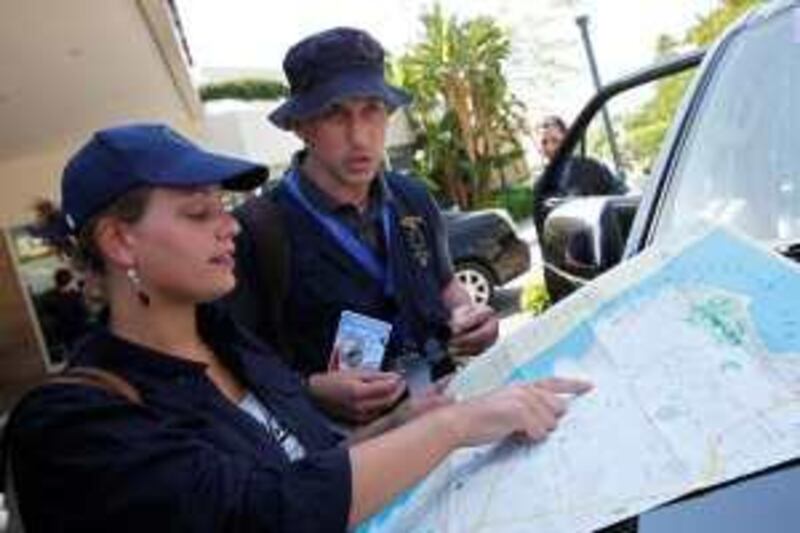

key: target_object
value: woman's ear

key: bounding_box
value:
[93,218,136,270]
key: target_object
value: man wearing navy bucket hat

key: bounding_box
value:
[2,122,590,532]
[229,28,500,425]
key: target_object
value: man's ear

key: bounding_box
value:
[94,218,137,270]
[293,122,313,146]
[293,130,308,145]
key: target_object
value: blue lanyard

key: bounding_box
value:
[284,169,395,295]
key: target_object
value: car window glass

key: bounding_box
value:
[654,8,800,246]
[578,76,688,195]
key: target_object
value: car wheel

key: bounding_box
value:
[454,262,494,305]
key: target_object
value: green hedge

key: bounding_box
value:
[483,184,534,222]
[520,278,551,315]
[199,79,289,102]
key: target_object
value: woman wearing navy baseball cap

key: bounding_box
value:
[2,123,589,532]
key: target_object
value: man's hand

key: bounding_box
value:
[448,303,499,356]
[347,376,454,444]
[307,370,406,424]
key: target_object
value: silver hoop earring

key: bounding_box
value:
[126,267,151,306]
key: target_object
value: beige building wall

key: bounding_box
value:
[0,0,204,228]
[0,148,72,228]
[0,0,205,406]
[0,231,46,411]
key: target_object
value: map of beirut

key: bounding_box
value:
[359,227,800,532]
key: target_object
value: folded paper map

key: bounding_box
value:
[359,226,800,532]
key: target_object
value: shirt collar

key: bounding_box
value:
[291,150,388,215]
[70,304,300,394]
[71,305,241,380]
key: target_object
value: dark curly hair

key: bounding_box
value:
[538,115,567,134]
[32,188,152,274]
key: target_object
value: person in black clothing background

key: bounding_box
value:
[35,267,91,362]
[532,115,628,234]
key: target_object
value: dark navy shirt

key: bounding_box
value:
[6,306,351,533]
[270,168,455,376]
[297,169,389,259]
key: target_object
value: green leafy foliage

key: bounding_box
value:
[480,183,534,222]
[621,69,696,170]
[199,78,289,102]
[520,278,551,315]
[390,4,530,209]
[686,0,762,46]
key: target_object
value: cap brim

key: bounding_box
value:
[269,72,411,130]
[146,149,269,192]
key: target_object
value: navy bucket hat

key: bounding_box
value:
[269,27,411,130]
[61,123,268,233]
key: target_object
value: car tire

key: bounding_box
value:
[454,261,495,305]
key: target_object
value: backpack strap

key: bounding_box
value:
[2,366,142,533]
[232,192,293,361]
[46,366,143,405]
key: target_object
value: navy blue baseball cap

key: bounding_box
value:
[61,123,268,233]
[269,27,411,130]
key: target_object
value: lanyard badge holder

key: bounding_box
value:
[286,170,448,393]
[391,338,448,397]
[284,169,395,297]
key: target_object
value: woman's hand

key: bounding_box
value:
[446,377,592,447]
[347,376,592,526]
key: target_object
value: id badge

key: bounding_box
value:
[331,311,392,371]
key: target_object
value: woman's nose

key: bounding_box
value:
[217,211,240,240]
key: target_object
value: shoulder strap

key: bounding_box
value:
[233,191,293,360]
[385,173,441,224]
[384,173,418,214]
[47,366,143,405]
[2,366,141,532]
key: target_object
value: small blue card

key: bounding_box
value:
[331,311,392,371]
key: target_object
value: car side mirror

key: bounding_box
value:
[541,195,641,301]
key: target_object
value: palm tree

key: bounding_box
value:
[391,4,529,209]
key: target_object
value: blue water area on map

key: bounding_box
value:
[506,322,595,384]
[596,230,800,355]
[506,231,800,384]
